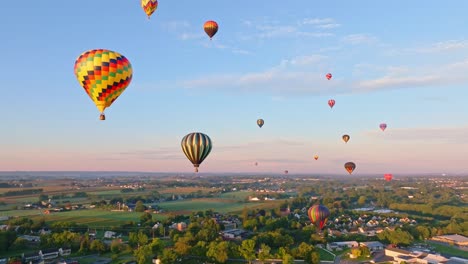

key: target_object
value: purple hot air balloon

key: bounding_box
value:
[380,123,387,131]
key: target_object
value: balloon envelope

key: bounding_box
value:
[257,119,264,128]
[74,49,133,120]
[380,123,387,131]
[342,134,350,143]
[308,204,330,230]
[328,99,335,108]
[204,20,218,39]
[314,155,319,160]
[181,132,212,172]
[141,0,158,19]
[384,174,393,181]
[326,73,332,80]
[344,162,356,174]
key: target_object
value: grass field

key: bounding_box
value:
[318,247,336,261]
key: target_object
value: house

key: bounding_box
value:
[22,252,41,263]
[39,248,59,260]
[327,241,359,251]
[59,247,71,256]
[360,241,384,252]
[104,231,117,239]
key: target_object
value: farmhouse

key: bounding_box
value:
[360,241,384,252]
[327,241,359,251]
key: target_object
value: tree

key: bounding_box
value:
[161,248,178,263]
[258,244,271,263]
[135,201,146,212]
[90,239,106,253]
[140,212,152,224]
[282,254,294,264]
[358,196,367,206]
[134,244,153,264]
[239,239,256,264]
[207,241,229,263]
[309,251,320,264]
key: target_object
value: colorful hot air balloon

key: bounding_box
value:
[257,119,264,128]
[204,20,218,40]
[380,123,387,131]
[314,155,319,160]
[328,99,335,109]
[384,173,393,181]
[326,73,332,80]
[344,162,356,174]
[308,204,330,230]
[181,132,212,173]
[141,0,158,19]
[74,49,133,120]
[342,134,350,143]
[284,170,289,174]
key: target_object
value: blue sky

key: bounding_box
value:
[1,1,468,174]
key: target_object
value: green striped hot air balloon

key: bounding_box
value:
[307,204,330,230]
[181,132,212,173]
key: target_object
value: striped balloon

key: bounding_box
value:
[141,0,158,19]
[74,49,133,120]
[181,132,212,172]
[308,204,330,230]
[203,20,218,39]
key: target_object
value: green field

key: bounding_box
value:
[158,198,282,214]
[318,247,336,261]
[25,209,167,227]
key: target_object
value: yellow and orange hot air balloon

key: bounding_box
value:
[74,49,133,120]
[141,0,158,19]
[342,134,350,143]
[314,155,319,160]
[204,20,218,40]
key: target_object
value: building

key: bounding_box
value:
[327,241,359,251]
[431,234,468,247]
[39,248,59,261]
[385,247,449,264]
[104,231,117,239]
[360,241,384,252]
[446,257,468,264]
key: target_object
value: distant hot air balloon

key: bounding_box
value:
[326,73,332,80]
[314,155,319,160]
[328,99,335,109]
[255,162,258,166]
[257,119,264,128]
[74,49,133,120]
[344,162,356,175]
[380,123,387,131]
[308,204,330,230]
[141,0,158,19]
[342,134,350,143]
[284,170,289,175]
[181,132,212,173]
[384,173,393,181]
[204,20,218,40]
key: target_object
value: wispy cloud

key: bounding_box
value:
[364,126,468,144]
[342,34,378,45]
[316,23,341,29]
[414,40,468,53]
[302,18,335,25]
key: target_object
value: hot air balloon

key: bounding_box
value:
[257,119,264,128]
[326,73,332,80]
[384,173,393,181]
[254,162,258,166]
[342,134,350,143]
[344,162,356,175]
[284,170,289,175]
[204,20,218,40]
[141,0,158,19]
[314,155,319,160]
[181,132,212,173]
[380,123,387,131]
[328,99,335,109]
[74,49,133,120]
[308,204,330,230]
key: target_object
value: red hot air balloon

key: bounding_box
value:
[344,162,356,175]
[326,73,332,80]
[328,99,335,109]
[308,204,330,230]
[380,123,387,131]
[284,170,289,175]
[203,20,218,40]
[384,174,393,181]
